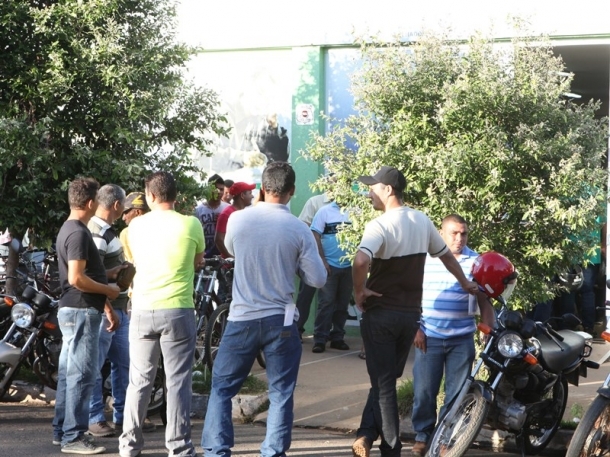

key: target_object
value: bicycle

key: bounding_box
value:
[193,256,233,367]
[204,262,266,371]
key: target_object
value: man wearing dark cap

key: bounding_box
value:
[117,192,157,433]
[215,182,256,258]
[194,174,228,258]
[350,166,478,457]
[119,192,150,264]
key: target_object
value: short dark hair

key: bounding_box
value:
[68,177,99,210]
[442,214,468,227]
[97,184,126,209]
[145,171,177,203]
[261,162,295,197]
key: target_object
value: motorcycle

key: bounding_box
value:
[0,286,166,424]
[426,252,599,457]
[0,285,61,398]
[565,331,610,457]
[565,280,610,457]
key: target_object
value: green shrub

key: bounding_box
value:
[397,377,446,418]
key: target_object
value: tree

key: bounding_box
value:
[0,0,229,248]
[305,31,608,307]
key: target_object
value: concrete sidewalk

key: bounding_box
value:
[251,332,610,455]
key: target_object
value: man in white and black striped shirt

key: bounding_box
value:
[351,167,478,457]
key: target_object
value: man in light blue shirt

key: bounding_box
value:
[310,201,352,353]
[411,214,494,456]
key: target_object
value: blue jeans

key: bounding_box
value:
[313,265,352,344]
[411,334,475,443]
[119,308,196,457]
[89,309,130,425]
[52,307,102,445]
[356,308,419,457]
[202,314,302,457]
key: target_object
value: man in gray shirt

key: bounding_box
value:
[201,162,326,457]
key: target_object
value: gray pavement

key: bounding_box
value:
[2,330,609,456]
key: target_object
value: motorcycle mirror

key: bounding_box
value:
[561,313,582,329]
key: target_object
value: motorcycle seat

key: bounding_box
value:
[536,329,585,373]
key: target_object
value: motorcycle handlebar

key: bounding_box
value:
[204,257,234,269]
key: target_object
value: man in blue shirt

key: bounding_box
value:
[411,214,494,456]
[310,201,352,353]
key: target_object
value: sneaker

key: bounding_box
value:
[412,441,427,456]
[352,436,372,457]
[61,436,106,455]
[110,421,121,430]
[312,343,325,353]
[142,417,156,433]
[330,340,350,350]
[87,421,115,437]
[53,438,62,446]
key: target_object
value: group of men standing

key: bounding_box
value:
[53,173,203,456]
[51,162,489,457]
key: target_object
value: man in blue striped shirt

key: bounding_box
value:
[411,214,495,456]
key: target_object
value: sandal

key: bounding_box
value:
[358,349,366,360]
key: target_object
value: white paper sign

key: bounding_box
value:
[296,104,314,125]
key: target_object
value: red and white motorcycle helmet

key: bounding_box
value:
[471,251,518,299]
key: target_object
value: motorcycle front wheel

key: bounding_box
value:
[566,395,610,457]
[426,382,489,457]
[520,375,568,455]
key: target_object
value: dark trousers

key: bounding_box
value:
[356,307,420,456]
[296,280,318,334]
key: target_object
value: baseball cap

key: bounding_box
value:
[358,166,406,192]
[124,192,149,212]
[207,174,224,186]
[229,182,256,196]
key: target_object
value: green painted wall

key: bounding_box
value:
[290,46,325,217]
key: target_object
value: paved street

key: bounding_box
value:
[0,403,551,457]
[2,330,609,455]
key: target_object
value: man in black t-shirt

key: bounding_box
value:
[52,177,120,456]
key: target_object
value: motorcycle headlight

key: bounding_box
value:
[11,303,36,328]
[497,332,524,358]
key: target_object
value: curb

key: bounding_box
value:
[191,392,269,423]
[399,417,571,455]
[2,381,56,405]
[7,381,269,424]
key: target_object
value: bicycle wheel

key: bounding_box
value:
[193,313,208,365]
[146,356,166,419]
[193,290,221,366]
[204,303,230,371]
[566,395,610,457]
[256,350,266,369]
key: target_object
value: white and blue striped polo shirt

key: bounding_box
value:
[421,246,478,339]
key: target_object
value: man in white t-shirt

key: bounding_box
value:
[351,166,478,457]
